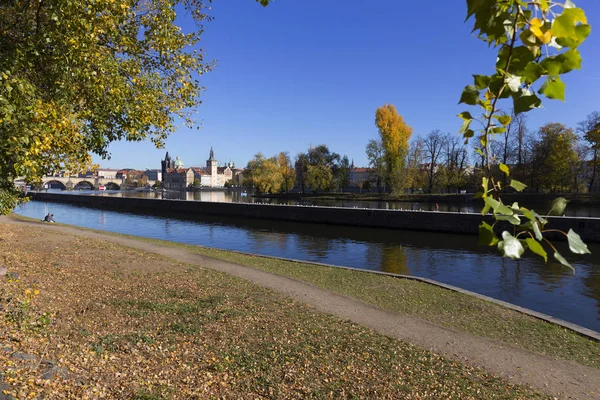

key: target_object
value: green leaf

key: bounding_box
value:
[542,50,582,75]
[499,163,510,176]
[498,231,525,259]
[567,229,591,254]
[548,197,569,216]
[533,221,543,241]
[521,207,534,221]
[498,46,535,76]
[540,57,561,75]
[463,129,475,139]
[495,214,521,225]
[552,8,588,41]
[521,62,545,84]
[539,75,565,101]
[556,24,591,48]
[484,197,514,215]
[473,75,491,90]
[509,179,527,191]
[553,8,590,49]
[553,250,574,272]
[559,49,582,73]
[458,112,472,134]
[458,111,473,120]
[526,238,548,262]
[459,85,480,105]
[488,74,512,99]
[513,90,542,114]
[481,176,489,194]
[478,221,498,246]
[496,115,511,126]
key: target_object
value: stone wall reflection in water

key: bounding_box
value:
[13,199,600,332]
[57,188,600,217]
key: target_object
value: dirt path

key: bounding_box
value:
[3,215,600,399]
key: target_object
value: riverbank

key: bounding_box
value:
[2,216,600,399]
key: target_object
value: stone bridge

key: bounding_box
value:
[40,177,126,190]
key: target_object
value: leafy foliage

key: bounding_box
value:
[244,153,283,194]
[294,145,344,193]
[578,112,600,192]
[460,0,591,271]
[277,152,296,193]
[306,164,334,192]
[0,0,270,214]
[374,104,413,194]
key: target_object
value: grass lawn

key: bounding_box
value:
[0,222,547,399]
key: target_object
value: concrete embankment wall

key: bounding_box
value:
[29,192,600,242]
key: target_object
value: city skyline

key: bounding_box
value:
[92,0,600,170]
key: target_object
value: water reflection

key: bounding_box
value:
[13,200,600,332]
[380,245,410,275]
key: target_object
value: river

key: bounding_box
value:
[49,188,600,217]
[14,198,600,333]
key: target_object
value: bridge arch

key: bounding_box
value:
[104,182,121,190]
[44,180,67,190]
[74,181,95,190]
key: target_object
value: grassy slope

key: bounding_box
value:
[137,237,600,369]
[0,222,547,399]
[10,213,600,369]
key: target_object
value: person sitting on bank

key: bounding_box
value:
[43,213,55,223]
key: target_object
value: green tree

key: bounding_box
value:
[535,123,579,192]
[0,0,268,214]
[307,145,340,173]
[294,153,309,194]
[192,178,201,188]
[375,104,413,194]
[124,174,136,188]
[365,139,385,193]
[277,152,296,193]
[138,175,149,187]
[405,138,427,193]
[306,165,333,193]
[578,112,600,193]
[336,155,351,192]
[297,144,339,193]
[244,153,283,194]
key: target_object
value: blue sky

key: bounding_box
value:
[94,0,600,170]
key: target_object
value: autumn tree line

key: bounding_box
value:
[243,146,353,194]
[243,105,600,195]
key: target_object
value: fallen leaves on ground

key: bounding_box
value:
[0,224,547,399]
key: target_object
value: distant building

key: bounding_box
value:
[349,160,371,187]
[161,148,240,189]
[96,168,120,179]
[143,169,162,182]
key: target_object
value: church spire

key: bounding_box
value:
[209,147,214,160]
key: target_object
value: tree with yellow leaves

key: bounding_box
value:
[374,104,413,194]
[277,152,296,193]
[0,0,268,214]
